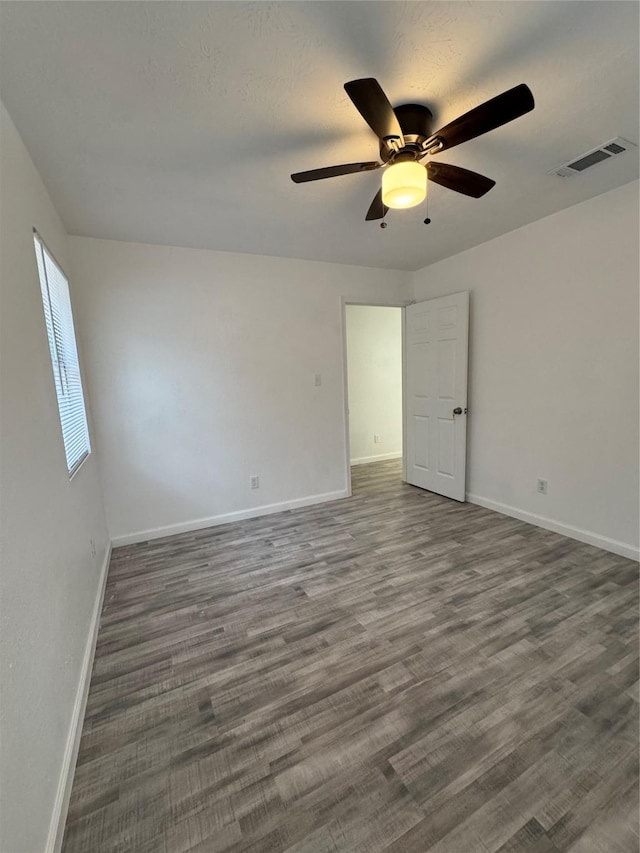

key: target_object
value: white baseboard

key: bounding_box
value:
[46,542,112,853]
[350,452,403,466]
[111,489,350,547]
[467,493,639,561]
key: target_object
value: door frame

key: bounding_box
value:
[340,297,412,498]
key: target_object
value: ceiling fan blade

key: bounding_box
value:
[426,162,495,198]
[344,78,405,146]
[425,84,534,153]
[291,161,380,183]
[365,188,388,221]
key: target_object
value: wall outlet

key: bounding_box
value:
[314,373,322,387]
[374,434,381,444]
[250,475,260,490]
[537,478,548,495]
[89,537,97,559]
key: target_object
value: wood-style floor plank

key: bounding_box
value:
[63,460,639,852]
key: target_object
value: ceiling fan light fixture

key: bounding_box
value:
[382,161,427,209]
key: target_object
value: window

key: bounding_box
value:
[33,230,91,477]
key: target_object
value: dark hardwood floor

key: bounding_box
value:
[63,459,639,852]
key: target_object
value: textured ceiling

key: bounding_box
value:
[0,1,638,271]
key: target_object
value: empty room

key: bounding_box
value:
[1,2,639,852]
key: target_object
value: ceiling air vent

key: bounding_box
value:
[549,137,637,177]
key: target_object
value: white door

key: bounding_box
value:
[404,292,469,501]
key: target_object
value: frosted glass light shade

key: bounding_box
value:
[382,161,427,209]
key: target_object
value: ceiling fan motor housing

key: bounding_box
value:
[380,104,434,162]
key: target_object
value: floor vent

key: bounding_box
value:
[549,137,636,177]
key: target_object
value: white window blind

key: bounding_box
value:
[33,230,91,477]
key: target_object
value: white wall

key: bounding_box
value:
[346,305,402,465]
[412,180,639,558]
[68,237,412,543]
[0,103,109,852]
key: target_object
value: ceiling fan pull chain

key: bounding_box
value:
[424,194,431,225]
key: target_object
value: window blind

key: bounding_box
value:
[33,231,91,477]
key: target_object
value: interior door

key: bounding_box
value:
[404,292,469,501]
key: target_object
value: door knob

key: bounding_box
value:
[453,407,467,415]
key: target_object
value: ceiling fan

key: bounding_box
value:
[291,79,535,221]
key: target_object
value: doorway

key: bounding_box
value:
[344,304,404,495]
[342,292,470,501]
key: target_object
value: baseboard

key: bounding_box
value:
[467,493,639,561]
[111,489,350,547]
[350,452,403,466]
[46,541,112,853]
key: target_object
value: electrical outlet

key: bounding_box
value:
[314,373,322,387]
[374,434,381,444]
[537,478,548,495]
[89,538,96,559]
[250,475,260,490]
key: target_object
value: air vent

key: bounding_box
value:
[549,137,636,177]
